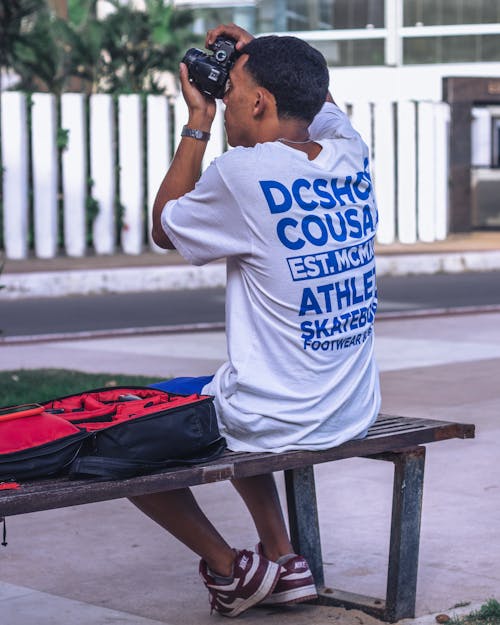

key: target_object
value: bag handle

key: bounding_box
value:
[0,404,44,422]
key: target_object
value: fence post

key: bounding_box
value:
[417,101,437,243]
[202,101,225,171]
[146,95,170,252]
[1,92,29,259]
[434,102,450,241]
[90,94,115,254]
[61,93,87,257]
[373,101,396,244]
[397,101,417,244]
[32,93,58,259]
[349,101,372,154]
[119,94,143,255]
[174,95,188,153]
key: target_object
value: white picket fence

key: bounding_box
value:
[0,92,449,259]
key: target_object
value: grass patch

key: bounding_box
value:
[0,369,160,406]
[448,599,500,625]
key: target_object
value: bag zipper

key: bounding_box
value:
[92,396,215,433]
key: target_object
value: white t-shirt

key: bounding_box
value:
[161,103,381,453]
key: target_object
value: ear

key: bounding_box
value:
[253,88,274,119]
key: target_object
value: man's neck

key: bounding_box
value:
[274,118,311,144]
[273,119,321,160]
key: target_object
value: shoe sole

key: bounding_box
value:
[223,561,281,617]
[261,584,318,606]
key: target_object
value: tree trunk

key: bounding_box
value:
[47,0,68,19]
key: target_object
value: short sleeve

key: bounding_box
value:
[308,102,358,141]
[161,160,252,266]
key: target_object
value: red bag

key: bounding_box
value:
[0,387,225,481]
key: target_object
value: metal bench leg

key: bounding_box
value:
[284,465,324,587]
[385,445,426,622]
[284,447,426,622]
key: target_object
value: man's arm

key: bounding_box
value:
[152,63,216,249]
[152,22,254,249]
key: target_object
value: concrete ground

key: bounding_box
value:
[0,311,499,625]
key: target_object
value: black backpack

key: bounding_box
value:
[0,387,226,481]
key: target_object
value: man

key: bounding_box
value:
[132,23,380,618]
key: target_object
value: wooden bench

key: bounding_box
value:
[0,413,474,622]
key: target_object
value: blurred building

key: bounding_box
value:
[175,0,500,231]
[173,0,500,100]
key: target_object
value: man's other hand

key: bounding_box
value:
[206,23,254,51]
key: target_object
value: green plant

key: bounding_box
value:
[0,256,5,291]
[85,177,100,246]
[12,10,71,94]
[3,0,199,96]
[0,165,4,250]
[56,125,69,150]
[448,599,500,625]
[0,256,5,336]
[68,0,96,28]
[97,0,199,94]
[0,0,46,89]
[24,92,35,250]
[56,11,106,94]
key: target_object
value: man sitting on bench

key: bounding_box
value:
[132,22,381,618]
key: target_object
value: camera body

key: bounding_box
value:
[182,37,238,99]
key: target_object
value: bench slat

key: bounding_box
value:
[0,415,474,517]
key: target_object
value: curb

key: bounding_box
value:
[0,263,226,300]
[399,601,485,625]
[376,250,500,275]
[1,250,500,299]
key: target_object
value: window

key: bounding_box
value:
[311,38,385,66]
[329,0,384,30]
[404,0,500,27]
[285,0,334,31]
[257,0,384,32]
[404,34,500,63]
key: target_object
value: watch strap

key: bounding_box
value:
[181,125,211,141]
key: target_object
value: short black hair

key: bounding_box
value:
[241,35,329,123]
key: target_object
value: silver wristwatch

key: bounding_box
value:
[181,125,211,141]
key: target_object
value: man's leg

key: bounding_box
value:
[232,473,318,606]
[131,487,282,617]
[138,376,232,574]
[135,378,284,611]
[130,488,235,576]
[231,473,294,561]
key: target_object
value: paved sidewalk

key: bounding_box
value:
[0,312,499,625]
[2,232,500,298]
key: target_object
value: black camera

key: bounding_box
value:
[182,37,238,99]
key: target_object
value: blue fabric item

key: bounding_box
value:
[149,376,214,395]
